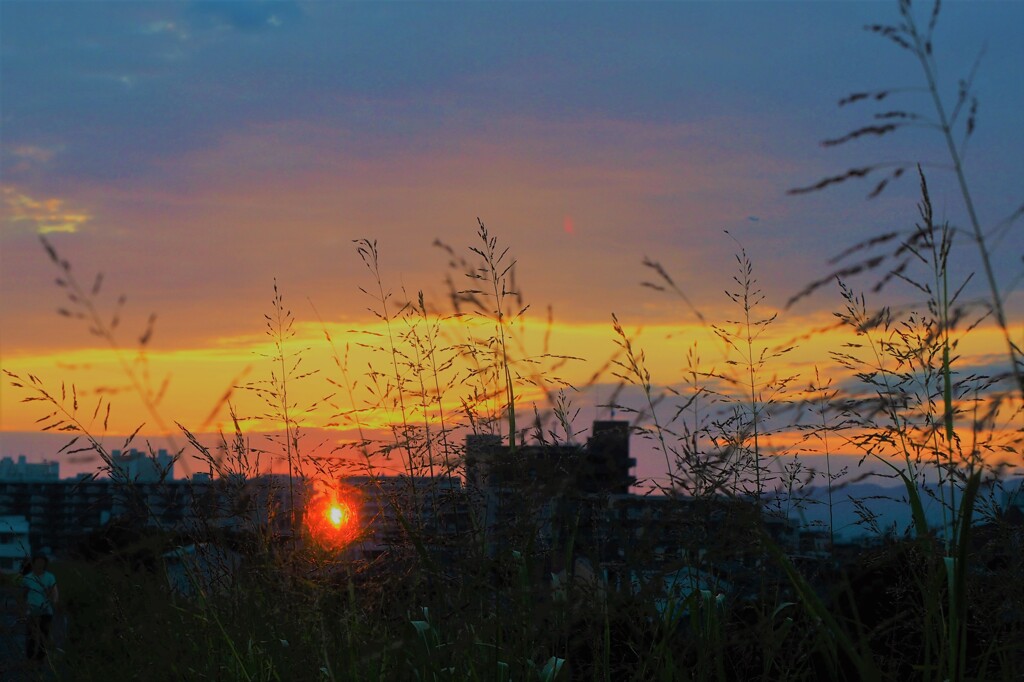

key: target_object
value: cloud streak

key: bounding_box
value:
[2,186,91,235]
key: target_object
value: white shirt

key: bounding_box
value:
[20,571,57,616]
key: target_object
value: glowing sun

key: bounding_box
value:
[306,492,358,549]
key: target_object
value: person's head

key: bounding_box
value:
[31,554,48,575]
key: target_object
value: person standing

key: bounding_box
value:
[18,554,58,666]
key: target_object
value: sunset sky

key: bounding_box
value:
[2,1,1021,483]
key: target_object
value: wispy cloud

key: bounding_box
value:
[9,145,58,165]
[2,186,91,235]
[187,0,303,32]
[2,144,64,179]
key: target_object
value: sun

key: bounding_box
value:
[328,504,348,528]
[306,491,359,549]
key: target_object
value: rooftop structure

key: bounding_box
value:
[464,420,636,557]
[465,420,635,495]
[110,448,174,482]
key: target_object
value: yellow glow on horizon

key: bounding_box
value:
[2,311,1017,468]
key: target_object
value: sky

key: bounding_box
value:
[1,1,1022,484]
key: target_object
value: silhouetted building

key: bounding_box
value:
[336,475,468,561]
[0,516,30,572]
[464,421,636,558]
[0,456,59,481]
[1004,482,1024,515]
[465,421,635,496]
[110,448,174,482]
[0,473,306,556]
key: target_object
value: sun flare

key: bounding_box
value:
[328,504,347,528]
[306,492,358,549]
